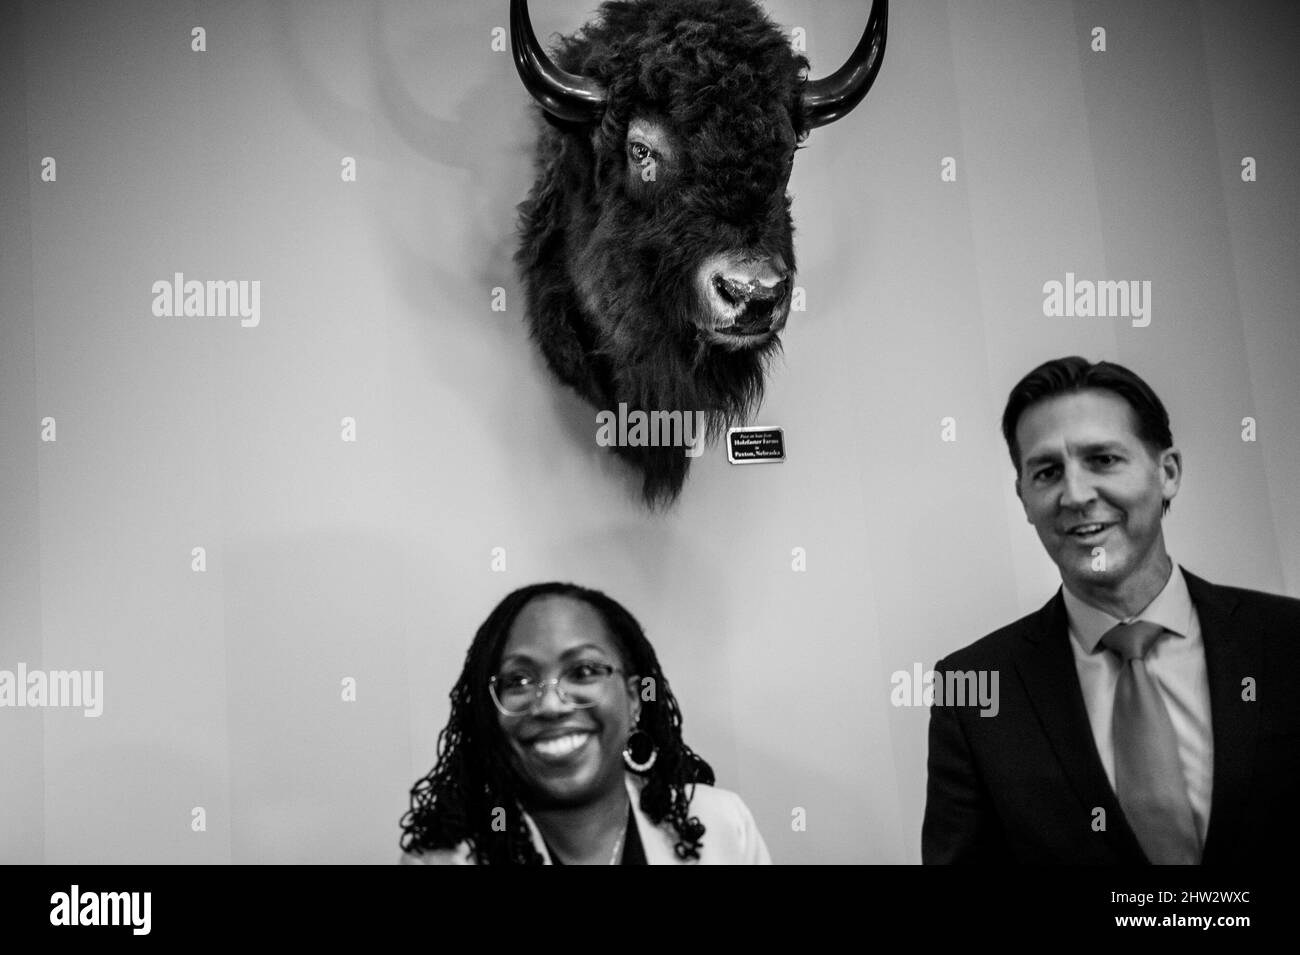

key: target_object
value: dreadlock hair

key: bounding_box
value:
[399,582,715,864]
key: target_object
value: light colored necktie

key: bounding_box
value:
[1100,620,1201,865]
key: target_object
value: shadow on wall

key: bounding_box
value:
[222,527,413,863]
[733,737,892,864]
[267,1,650,503]
[44,742,226,864]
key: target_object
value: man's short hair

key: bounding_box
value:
[1001,356,1174,513]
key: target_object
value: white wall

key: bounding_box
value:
[2,0,1296,864]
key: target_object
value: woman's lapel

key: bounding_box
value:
[624,774,679,864]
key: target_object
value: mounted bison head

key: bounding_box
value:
[512,0,886,505]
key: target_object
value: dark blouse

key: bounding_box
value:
[543,804,647,865]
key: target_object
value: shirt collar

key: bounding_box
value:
[1063,561,1193,653]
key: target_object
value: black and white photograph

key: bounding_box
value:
[2,0,1296,937]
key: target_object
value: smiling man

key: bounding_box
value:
[922,356,1300,864]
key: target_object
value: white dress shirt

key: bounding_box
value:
[1063,562,1214,845]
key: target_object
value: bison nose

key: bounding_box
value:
[697,254,791,338]
[713,271,785,307]
[718,256,787,299]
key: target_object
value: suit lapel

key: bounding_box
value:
[520,811,556,864]
[1184,570,1257,864]
[1015,590,1147,862]
[625,774,677,864]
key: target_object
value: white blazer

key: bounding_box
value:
[401,774,771,865]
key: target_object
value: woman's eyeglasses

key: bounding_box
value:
[489,662,623,716]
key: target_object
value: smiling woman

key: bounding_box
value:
[399,582,771,864]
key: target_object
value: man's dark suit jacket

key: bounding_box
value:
[922,568,1300,864]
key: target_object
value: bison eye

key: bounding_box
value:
[628,141,652,163]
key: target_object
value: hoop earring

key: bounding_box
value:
[622,728,658,773]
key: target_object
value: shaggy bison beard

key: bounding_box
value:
[516,146,795,507]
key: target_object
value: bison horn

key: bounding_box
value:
[511,0,607,123]
[802,0,888,128]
